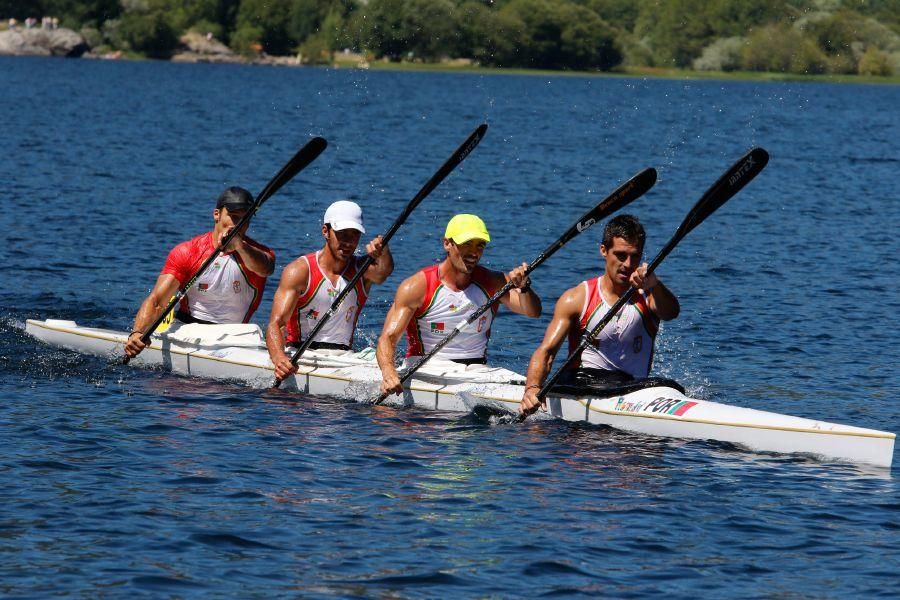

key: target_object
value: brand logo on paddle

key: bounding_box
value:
[431,322,445,335]
[728,156,756,186]
[576,218,596,233]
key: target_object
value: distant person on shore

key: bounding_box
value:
[376,214,542,396]
[125,187,276,358]
[519,215,679,416]
[266,201,393,382]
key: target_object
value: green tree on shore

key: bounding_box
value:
[3,0,897,76]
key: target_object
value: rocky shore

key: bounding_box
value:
[0,27,88,57]
[0,28,302,66]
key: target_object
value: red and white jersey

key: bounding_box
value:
[285,251,368,347]
[162,232,273,324]
[405,265,501,360]
[568,277,659,378]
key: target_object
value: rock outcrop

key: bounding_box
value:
[0,28,89,57]
[171,31,244,64]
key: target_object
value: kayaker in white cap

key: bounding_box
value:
[266,200,393,381]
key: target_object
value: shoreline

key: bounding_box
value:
[350,59,900,86]
[4,51,898,86]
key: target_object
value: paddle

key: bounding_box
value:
[272,123,489,388]
[520,147,770,419]
[124,137,328,364]
[373,166,659,405]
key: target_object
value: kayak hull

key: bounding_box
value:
[25,319,895,468]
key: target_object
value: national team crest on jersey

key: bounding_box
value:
[232,280,242,294]
[306,309,320,320]
[431,322,445,335]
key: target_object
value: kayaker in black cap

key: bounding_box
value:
[124,186,276,359]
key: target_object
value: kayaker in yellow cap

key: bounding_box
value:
[376,213,542,396]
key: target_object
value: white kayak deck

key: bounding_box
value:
[25,318,895,468]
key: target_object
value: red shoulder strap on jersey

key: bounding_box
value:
[633,290,660,337]
[406,265,441,356]
[296,252,322,308]
[285,253,320,344]
[568,279,596,367]
[471,266,502,316]
[413,265,442,319]
[579,278,601,329]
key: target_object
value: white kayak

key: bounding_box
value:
[25,318,895,468]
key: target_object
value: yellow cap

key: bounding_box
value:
[444,214,490,244]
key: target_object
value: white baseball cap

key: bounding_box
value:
[323,200,365,233]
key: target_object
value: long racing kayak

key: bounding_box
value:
[25,318,895,468]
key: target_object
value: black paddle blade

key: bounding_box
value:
[558,167,657,248]
[397,123,488,223]
[255,136,328,207]
[678,147,768,241]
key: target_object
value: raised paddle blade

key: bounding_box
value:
[643,147,768,275]
[676,147,768,244]
[382,123,488,242]
[254,136,327,209]
[530,167,657,273]
[274,124,489,389]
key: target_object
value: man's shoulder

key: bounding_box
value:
[472,265,505,289]
[168,232,212,259]
[244,236,274,255]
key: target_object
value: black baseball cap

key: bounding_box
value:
[216,186,254,211]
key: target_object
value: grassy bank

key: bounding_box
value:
[342,58,900,86]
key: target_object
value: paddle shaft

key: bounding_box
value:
[373,166,659,404]
[125,137,327,363]
[274,124,489,388]
[534,147,770,404]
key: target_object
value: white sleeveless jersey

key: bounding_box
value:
[573,277,659,378]
[162,232,272,324]
[189,255,259,324]
[406,265,500,360]
[285,251,367,346]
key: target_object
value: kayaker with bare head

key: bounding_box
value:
[376,214,542,396]
[520,214,679,415]
[124,187,276,358]
[267,201,393,381]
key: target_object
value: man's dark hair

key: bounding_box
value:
[602,214,645,250]
[215,186,253,210]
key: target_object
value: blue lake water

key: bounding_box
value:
[2,56,899,596]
